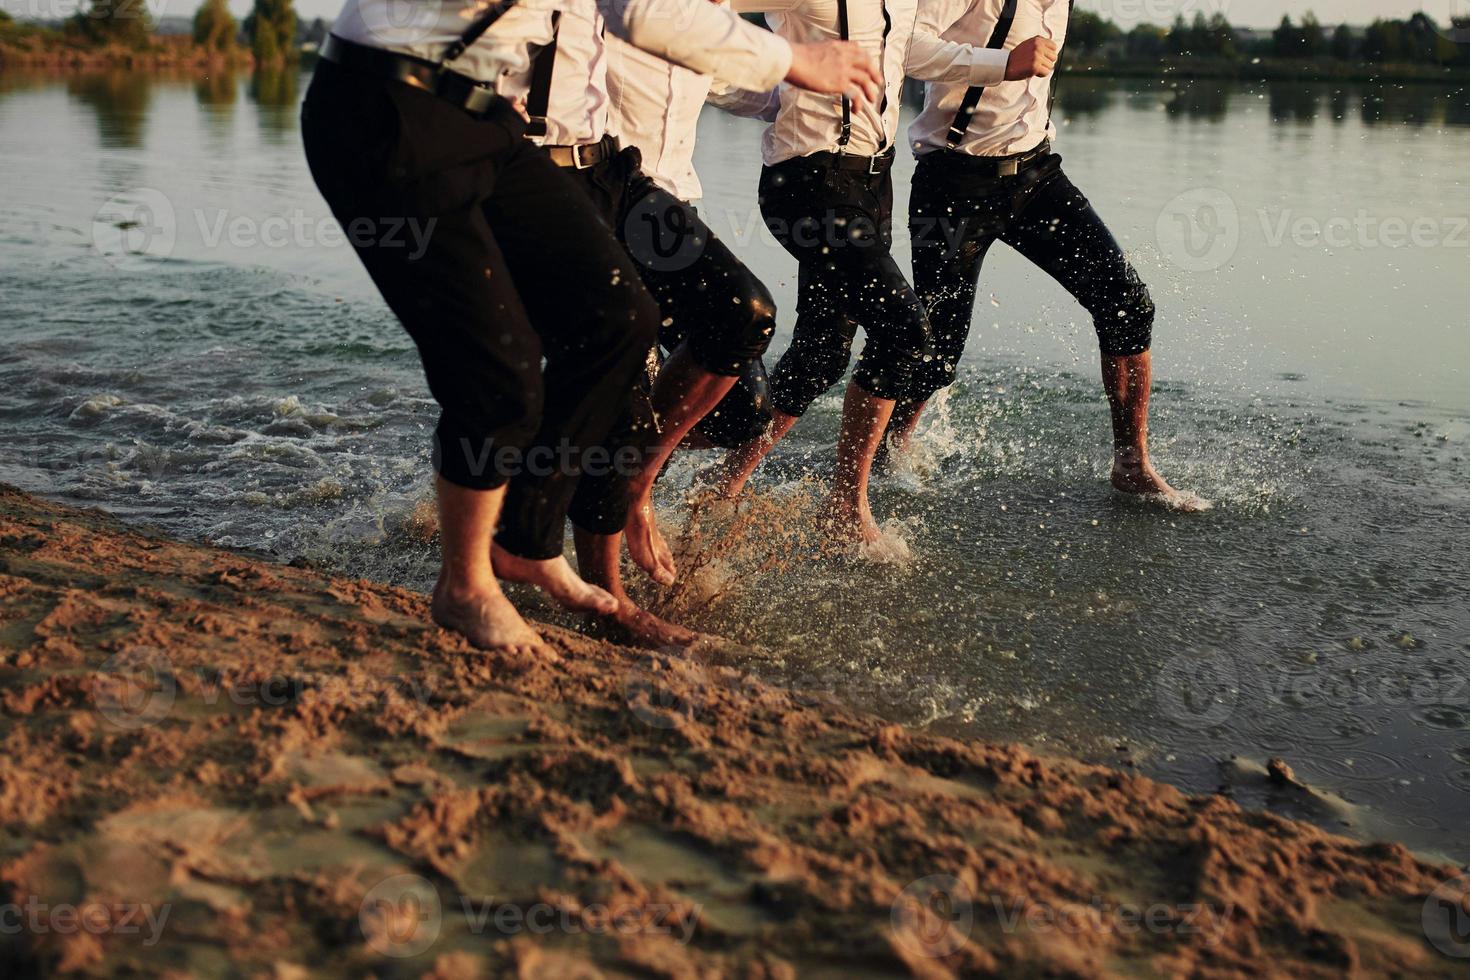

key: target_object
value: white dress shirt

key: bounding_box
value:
[331,0,792,100]
[605,36,711,200]
[908,0,1067,156]
[734,0,997,166]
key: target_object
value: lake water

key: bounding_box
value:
[1,68,1467,859]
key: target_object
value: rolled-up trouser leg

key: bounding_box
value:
[759,159,931,417]
[568,149,781,535]
[301,60,546,491]
[696,358,774,447]
[1000,168,1154,357]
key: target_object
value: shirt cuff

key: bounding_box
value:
[970,48,1009,86]
[760,34,794,91]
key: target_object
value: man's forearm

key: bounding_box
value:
[600,0,792,91]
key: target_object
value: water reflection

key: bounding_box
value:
[1268,82,1321,124]
[249,67,301,141]
[1054,76,1113,118]
[67,72,153,148]
[1161,80,1229,121]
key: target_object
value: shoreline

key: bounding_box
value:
[2,483,1466,975]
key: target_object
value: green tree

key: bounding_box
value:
[1272,15,1299,57]
[1330,24,1355,60]
[1066,10,1120,56]
[1361,19,1404,62]
[245,0,296,64]
[1126,23,1167,59]
[67,0,154,49]
[193,0,237,51]
[1300,12,1324,57]
[1207,13,1238,59]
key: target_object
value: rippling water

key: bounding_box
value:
[1,69,1467,859]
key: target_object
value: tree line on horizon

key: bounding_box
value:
[1069,8,1468,67]
[5,1,1467,70]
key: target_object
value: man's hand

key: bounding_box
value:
[786,41,883,107]
[1005,36,1058,80]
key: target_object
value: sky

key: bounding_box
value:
[5,0,1466,31]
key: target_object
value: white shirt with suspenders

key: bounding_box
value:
[908,0,1070,158]
[332,0,793,101]
[733,0,1004,166]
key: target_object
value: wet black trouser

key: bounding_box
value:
[757,154,932,418]
[564,144,779,534]
[904,149,1154,402]
[301,60,658,560]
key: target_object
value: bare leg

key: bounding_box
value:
[429,478,550,655]
[573,528,700,648]
[707,410,799,499]
[625,344,738,587]
[1103,351,1209,511]
[490,542,620,615]
[874,397,927,473]
[824,381,894,544]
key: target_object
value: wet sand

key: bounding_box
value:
[1,484,1467,977]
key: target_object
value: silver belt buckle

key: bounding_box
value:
[868,155,884,175]
[998,158,1019,177]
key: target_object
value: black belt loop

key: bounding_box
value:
[836,0,852,149]
[524,10,561,140]
[947,0,1018,148]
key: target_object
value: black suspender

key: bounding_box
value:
[440,0,524,66]
[834,0,893,152]
[946,0,1018,148]
[836,0,852,147]
[1043,0,1073,131]
[524,11,561,139]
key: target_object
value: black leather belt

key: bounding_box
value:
[932,141,1052,178]
[319,34,502,117]
[804,148,897,175]
[543,135,619,170]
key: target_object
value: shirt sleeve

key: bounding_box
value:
[600,0,793,91]
[705,78,781,121]
[906,0,1009,86]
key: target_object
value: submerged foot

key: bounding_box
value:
[491,545,619,614]
[820,498,884,546]
[1111,457,1211,512]
[430,583,552,657]
[585,597,701,649]
[625,497,677,586]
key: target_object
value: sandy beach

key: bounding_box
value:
[2,483,1467,977]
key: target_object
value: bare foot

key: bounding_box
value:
[820,498,884,546]
[586,597,700,649]
[625,496,676,586]
[491,544,619,614]
[430,582,552,656]
[1111,456,1211,512]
